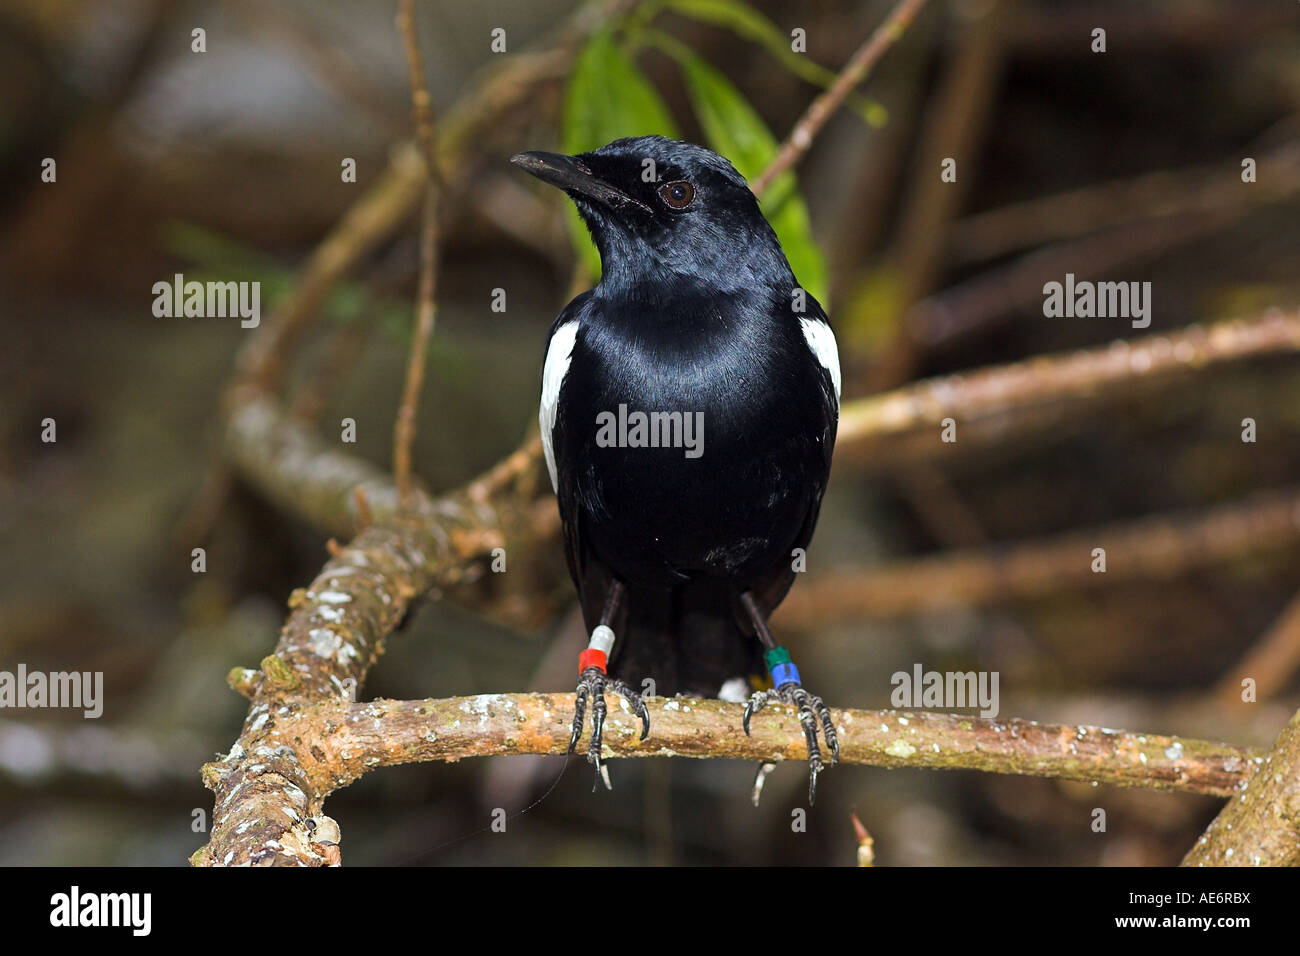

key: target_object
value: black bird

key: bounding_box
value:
[512,136,841,802]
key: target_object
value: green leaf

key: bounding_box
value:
[663,0,887,128]
[671,45,828,304]
[560,31,680,279]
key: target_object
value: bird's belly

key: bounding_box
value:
[556,310,833,588]
[575,428,815,586]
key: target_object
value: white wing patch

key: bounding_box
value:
[539,320,579,493]
[717,678,750,703]
[799,316,841,403]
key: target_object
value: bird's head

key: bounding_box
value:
[511,135,792,294]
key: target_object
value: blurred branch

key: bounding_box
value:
[233,14,597,390]
[288,312,374,424]
[836,306,1300,468]
[777,490,1300,627]
[197,0,1300,870]
[0,0,175,280]
[1183,707,1300,867]
[196,0,621,543]
[1214,590,1300,707]
[0,719,205,790]
[223,308,1299,550]
[234,140,426,390]
[195,689,1259,865]
[906,211,1238,349]
[948,141,1300,266]
[867,0,1009,390]
[231,0,404,128]
[393,0,443,504]
[751,0,931,196]
[225,392,398,536]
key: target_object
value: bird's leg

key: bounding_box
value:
[738,591,839,805]
[568,579,650,790]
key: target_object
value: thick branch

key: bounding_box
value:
[194,456,534,866]
[1183,707,1300,867]
[224,391,400,536]
[197,692,1259,865]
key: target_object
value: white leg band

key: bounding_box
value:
[588,624,616,654]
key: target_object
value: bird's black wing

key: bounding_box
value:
[538,292,612,622]
[749,297,840,617]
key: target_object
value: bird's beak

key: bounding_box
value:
[511,150,652,213]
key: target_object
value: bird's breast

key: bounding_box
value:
[554,304,830,584]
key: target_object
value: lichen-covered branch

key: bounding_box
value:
[224,390,404,537]
[196,0,1300,870]
[1183,706,1300,867]
[195,690,1259,865]
[193,458,534,866]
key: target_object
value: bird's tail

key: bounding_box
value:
[597,578,764,699]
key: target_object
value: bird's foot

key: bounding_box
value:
[569,660,650,791]
[742,647,839,805]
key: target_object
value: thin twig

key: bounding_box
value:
[231,22,581,391]
[392,0,443,506]
[396,0,441,185]
[868,0,1008,392]
[751,0,931,196]
[851,811,876,867]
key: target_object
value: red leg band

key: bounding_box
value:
[578,648,608,674]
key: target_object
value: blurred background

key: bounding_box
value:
[2,0,1299,866]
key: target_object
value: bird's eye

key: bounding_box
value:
[658,181,695,210]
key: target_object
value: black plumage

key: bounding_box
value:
[513,135,840,798]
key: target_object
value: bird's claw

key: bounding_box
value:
[743,681,839,805]
[569,666,650,790]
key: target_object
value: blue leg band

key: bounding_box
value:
[770,660,801,688]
